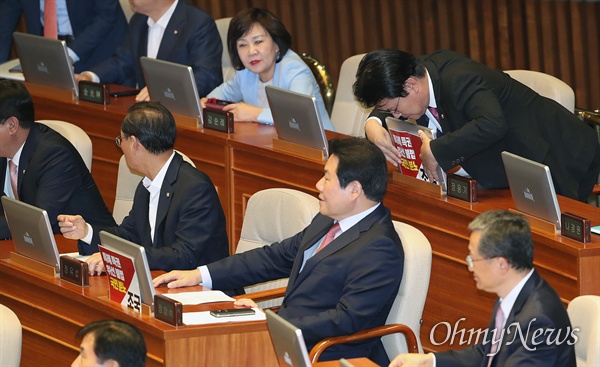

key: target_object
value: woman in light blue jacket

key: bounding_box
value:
[201,8,334,130]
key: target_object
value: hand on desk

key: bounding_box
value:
[153,269,202,288]
[388,353,434,367]
[86,252,105,276]
[135,86,150,102]
[233,298,258,309]
[75,72,93,82]
[57,214,88,240]
[365,118,401,167]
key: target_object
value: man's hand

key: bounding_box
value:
[389,353,434,367]
[233,298,258,309]
[365,118,401,167]
[417,130,440,182]
[57,214,88,240]
[75,72,93,82]
[153,269,202,288]
[135,86,150,102]
[85,252,105,276]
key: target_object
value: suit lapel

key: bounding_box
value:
[157,1,185,60]
[16,124,41,197]
[421,57,450,133]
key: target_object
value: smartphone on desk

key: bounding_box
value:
[210,308,255,318]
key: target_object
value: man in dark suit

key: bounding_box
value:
[390,210,576,367]
[0,80,115,240]
[153,138,405,365]
[77,0,223,100]
[353,49,600,202]
[0,0,127,73]
[57,102,229,272]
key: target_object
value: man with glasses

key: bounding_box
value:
[58,102,229,273]
[0,80,115,240]
[352,49,600,202]
[389,210,576,367]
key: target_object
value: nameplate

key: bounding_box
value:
[561,212,591,243]
[60,255,90,286]
[154,294,183,326]
[202,108,234,133]
[78,81,109,105]
[447,174,478,202]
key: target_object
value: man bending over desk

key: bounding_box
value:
[154,138,405,366]
[0,80,115,240]
[58,102,229,273]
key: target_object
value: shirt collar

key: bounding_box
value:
[142,151,175,191]
[147,0,178,28]
[499,268,534,320]
[336,202,380,233]
[426,68,437,108]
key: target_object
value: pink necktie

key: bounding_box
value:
[487,302,505,367]
[428,106,440,122]
[44,0,58,39]
[9,160,19,200]
[315,223,340,253]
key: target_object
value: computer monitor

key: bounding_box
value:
[265,309,313,367]
[266,85,329,158]
[501,151,562,231]
[1,196,61,272]
[13,32,78,98]
[140,57,202,122]
[98,231,156,308]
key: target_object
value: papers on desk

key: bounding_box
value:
[161,290,234,305]
[183,307,265,325]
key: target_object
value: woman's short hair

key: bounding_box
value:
[227,8,292,70]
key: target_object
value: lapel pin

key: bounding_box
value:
[174,30,178,35]
[166,192,170,197]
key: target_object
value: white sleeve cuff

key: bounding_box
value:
[199,265,212,288]
[81,223,93,244]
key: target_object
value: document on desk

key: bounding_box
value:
[161,290,234,305]
[183,308,265,325]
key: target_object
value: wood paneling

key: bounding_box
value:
[193,0,599,110]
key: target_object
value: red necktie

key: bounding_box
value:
[44,0,58,39]
[487,302,505,367]
[428,106,440,122]
[315,223,340,253]
[9,160,19,200]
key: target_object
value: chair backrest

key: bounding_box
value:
[381,221,432,358]
[300,53,335,116]
[0,304,22,367]
[567,295,600,366]
[215,17,236,82]
[235,188,320,308]
[38,120,93,171]
[505,70,575,113]
[112,151,196,224]
[330,54,372,136]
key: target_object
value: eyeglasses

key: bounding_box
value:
[465,255,490,269]
[115,135,128,148]
[377,97,401,115]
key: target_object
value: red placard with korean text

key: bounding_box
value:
[98,245,142,313]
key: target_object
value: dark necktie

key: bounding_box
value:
[427,106,444,138]
[315,223,340,253]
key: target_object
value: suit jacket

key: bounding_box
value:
[83,153,229,272]
[207,49,334,130]
[208,205,404,365]
[0,0,128,73]
[0,123,115,239]
[435,270,576,367]
[374,50,600,201]
[91,0,223,96]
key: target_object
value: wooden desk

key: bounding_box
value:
[0,238,278,366]
[22,83,600,355]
